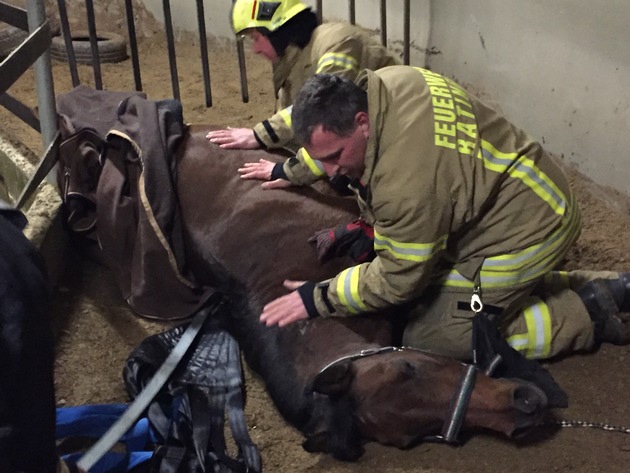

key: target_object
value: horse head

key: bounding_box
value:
[279,314,548,460]
[307,346,548,453]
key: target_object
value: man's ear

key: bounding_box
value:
[355,112,370,137]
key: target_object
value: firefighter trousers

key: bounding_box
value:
[402,269,622,361]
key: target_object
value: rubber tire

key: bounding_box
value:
[50,30,128,64]
[0,19,60,58]
[0,25,26,58]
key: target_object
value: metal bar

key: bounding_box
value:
[0,92,41,132]
[403,0,410,65]
[195,0,212,107]
[236,35,248,103]
[315,0,322,23]
[380,0,387,46]
[162,0,180,101]
[56,0,79,87]
[0,22,50,95]
[16,132,60,209]
[124,0,142,91]
[232,0,247,103]
[0,1,28,30]
[84,0,103,90]
[440,365,477,443]
[348,0,355,25]
[26,0,59,187]
[27,0,58,184]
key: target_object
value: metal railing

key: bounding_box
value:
[47,0,415,109]
[0,0,59,207]
[0,0,56,141]
[52,0,215,105]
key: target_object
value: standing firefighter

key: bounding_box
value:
[257,67,630,362]
[207,0,400,190]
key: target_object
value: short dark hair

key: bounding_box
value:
[292,74,368,146]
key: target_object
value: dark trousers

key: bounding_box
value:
[0,211,57,473]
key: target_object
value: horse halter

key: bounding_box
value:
[318,346,502,445]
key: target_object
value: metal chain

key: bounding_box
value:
[546,418,630,435]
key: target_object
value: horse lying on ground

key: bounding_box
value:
[56,113,550,460]
[170,125,550,459]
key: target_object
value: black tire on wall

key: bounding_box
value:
[0,19,60,58]
[0,25,25,58]
[50,31,128,64]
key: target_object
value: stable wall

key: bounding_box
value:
[141,0,431,65]
[426,0,630,195]
[142,0,629,195]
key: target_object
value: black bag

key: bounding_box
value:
[123,321,261,473]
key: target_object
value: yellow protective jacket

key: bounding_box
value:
[310,66,581,317]
[253,21,400,156]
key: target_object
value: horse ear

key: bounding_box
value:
[310,360,355,396]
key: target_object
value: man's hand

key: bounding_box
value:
[206,127,260,149]
[238,159,293,189]
[260,280,308,327]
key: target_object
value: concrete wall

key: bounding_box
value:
[305,0,431,67]
[141,0,629,195]
[142,0,431,63]
[426,0,630,195]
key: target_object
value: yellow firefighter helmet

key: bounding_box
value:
[231,0,310,35]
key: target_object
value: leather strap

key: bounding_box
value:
[76,305,212,471]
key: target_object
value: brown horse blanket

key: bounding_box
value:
[57,85,216,320]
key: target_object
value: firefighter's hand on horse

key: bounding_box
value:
[238,159,293,189]
[206,127,260,149]
[260,280,308,327]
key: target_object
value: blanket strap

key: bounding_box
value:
[76,305,212,471]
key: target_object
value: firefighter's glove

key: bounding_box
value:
[308,219,376,264]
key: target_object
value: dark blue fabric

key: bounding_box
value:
[56,404,155,472]
[61,451,153,473]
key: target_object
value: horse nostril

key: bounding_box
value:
[513,384,547,414]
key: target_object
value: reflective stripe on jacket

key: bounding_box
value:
[312,66,580,317]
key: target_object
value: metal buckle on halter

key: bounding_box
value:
[318,346,403,375]
[357,347,381,357]
[358,347,402,357]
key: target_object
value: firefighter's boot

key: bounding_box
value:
[577,274,630,345]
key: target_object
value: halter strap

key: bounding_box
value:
[318,346,404,374]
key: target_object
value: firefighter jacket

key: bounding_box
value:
[253,21,400,156]
[308,66,581,318]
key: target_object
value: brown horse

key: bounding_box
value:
[170,125,549,460]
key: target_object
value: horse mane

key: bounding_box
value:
[201,252,365,459]
[201,254,316,430]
